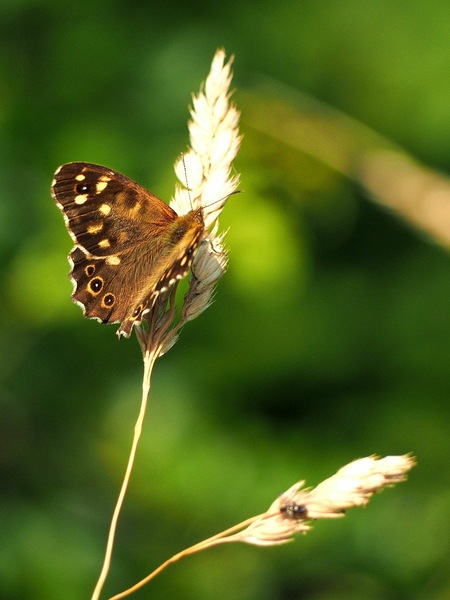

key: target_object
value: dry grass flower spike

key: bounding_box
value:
[91,49,241,600]
[108,454,415,599]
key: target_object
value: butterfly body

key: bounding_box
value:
[52,162,204,338]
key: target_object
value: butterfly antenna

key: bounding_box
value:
[180,152,242,211]
[204,189,243,210]
[180,153,194,210]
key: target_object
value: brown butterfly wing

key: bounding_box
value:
[116,210,205,338]
[52,162,204,337]
[52,162,177,256]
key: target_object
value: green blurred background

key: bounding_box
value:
[1,1,449,599]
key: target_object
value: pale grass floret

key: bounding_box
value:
[237,454,416,547]
[182,232,229,322]
[172,48,241,232]
[145,49,240,355]
[140,49,240,355]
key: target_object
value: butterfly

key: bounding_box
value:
[52,162,205,338]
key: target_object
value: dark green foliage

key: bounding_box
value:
[0,2,449,599]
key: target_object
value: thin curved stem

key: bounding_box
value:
[107,514,266,600]
[91,347,160,600]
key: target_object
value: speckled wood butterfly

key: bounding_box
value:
[52,162,205,338]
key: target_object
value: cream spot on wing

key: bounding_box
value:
[75,194,88,205]
[129,202,142,214]
[106,255,121,265]
[99,203,111,215]
[98,239,111,249]
[75,174,86,181]
[87,222,103,234]
[96,180,109,193]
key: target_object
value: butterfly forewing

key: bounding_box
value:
[52,162,177,257]
[52,162,205,337]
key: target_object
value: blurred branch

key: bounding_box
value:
[242,82,450,248]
